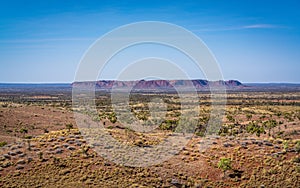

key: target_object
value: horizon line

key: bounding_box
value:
[1,80,300,85]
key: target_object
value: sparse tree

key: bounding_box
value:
[246,114,252,121]
[20,127,28,137]
[66,123,73,131]
[38,152,43,160]
[226,115,235,124]
[27,139,31,151]
[43,128,49,133]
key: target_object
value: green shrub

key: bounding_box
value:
[66,123,74,131]
[0,141,7,147]
[24,135,32,139]
[246,121,265,137]
[283,140,289,150]
[218,158,232,177]
[292,157,300,163]
[246,114,252,121]
[195,131,205,137]
[19,127,28,134]
[295,141,300,153]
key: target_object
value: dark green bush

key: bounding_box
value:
[0,141,7,147]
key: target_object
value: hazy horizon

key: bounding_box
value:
[1,79,300,85]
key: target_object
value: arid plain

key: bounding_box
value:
[0,83,299,187]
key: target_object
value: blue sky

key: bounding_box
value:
[0,0,299,83]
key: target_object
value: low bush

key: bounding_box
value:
[0,141,7,147]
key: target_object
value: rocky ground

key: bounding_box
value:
[0,92,300,187]
[0,125,299,187]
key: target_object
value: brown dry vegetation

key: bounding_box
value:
[0,90,300,187]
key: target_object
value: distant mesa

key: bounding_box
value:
[72,79,246,91]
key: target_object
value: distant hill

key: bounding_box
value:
[1,81,299,93]
[72,79,246,91]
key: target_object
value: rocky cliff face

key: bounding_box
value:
[72,79,245,91]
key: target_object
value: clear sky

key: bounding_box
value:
[0,0,299,83]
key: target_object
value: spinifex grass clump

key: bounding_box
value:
[218,157,232,178]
